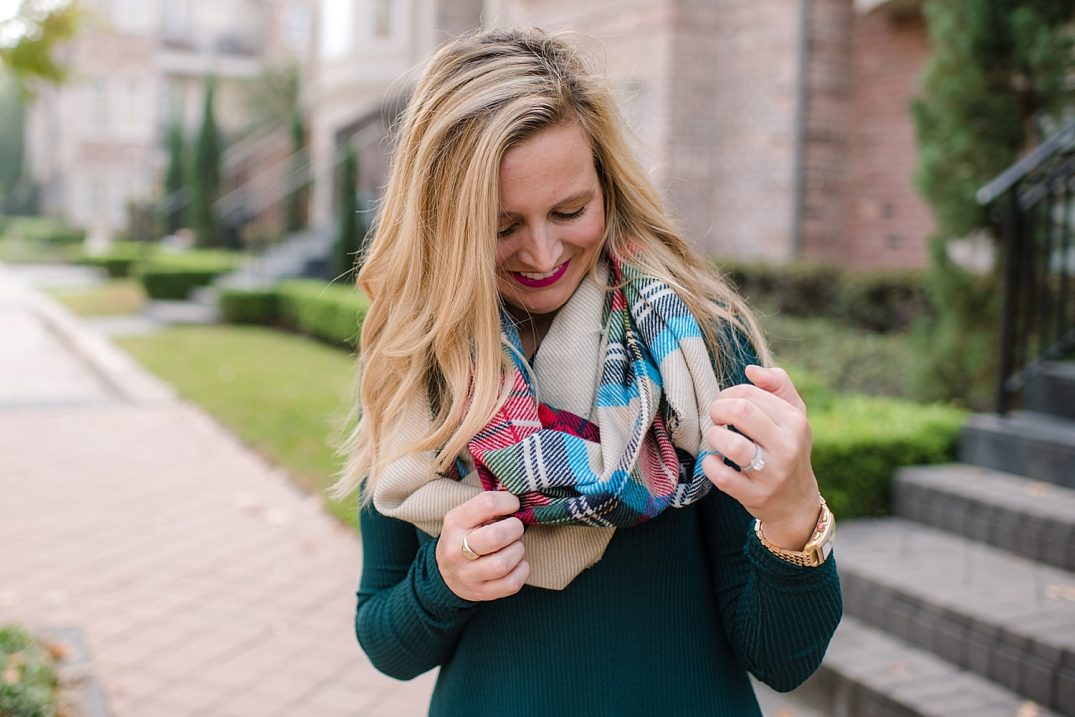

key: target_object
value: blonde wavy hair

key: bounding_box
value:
[331,27,772,501]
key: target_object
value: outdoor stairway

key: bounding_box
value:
[788,360,1075,717]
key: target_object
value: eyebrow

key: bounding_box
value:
[498,189,595,218]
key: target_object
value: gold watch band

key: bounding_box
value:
[754,497,834,567]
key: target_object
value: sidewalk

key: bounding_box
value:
[0,265,436,716]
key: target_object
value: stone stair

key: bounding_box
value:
[773,360,1075,716]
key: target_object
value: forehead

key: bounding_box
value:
[498,121,596,211]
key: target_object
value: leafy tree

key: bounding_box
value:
[333,142,361,280]
[912,0,1075,239]
[910,0,1075,408]
[286,107,308,233]
[191,77,222,247]
[161,120,186,235]
[0,0,83,97]
[241,62,300,135]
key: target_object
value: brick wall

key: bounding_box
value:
[842,9,933,267]
[682,0,799,261]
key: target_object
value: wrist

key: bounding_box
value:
[757,496,824,551]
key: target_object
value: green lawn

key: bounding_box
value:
[0,236,83,264]
[116,325,361,527]
[48,278,147,317]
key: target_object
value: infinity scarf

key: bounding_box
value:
[374,257,725,589]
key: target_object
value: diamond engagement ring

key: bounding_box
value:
[744,443,766,473]
[461,532,480,560]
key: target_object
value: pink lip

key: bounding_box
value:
[510,261,569,288]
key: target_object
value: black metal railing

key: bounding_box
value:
[978,119,1075,414]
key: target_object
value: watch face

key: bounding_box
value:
[821,542,833,560]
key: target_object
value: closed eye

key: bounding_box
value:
[553,206,586,221]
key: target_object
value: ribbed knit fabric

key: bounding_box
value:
[354,338,843,715]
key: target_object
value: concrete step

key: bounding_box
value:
[960,411,1075,489]
[788,617,1064,717]
[1024,362,1075,421]
[836,518,1075,714]
[143,300,219,325]
[894,464,1075,571]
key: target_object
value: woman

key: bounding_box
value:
[333,27,841,716]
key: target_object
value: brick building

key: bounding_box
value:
[312,0,936,268]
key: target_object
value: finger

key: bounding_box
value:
[705,425,760,470]
[708,396,781,448]
[702,454,762,509]
[744,365,807,414]
[447,490,521,531]
[468,540,526,582]
[479,558,530,600]
[718,382,804,425]
[463,516,525,557]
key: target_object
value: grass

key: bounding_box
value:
[47,278,147,317]
[0,625,58,717]
[116,325,360,527]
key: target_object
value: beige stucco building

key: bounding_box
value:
[25,0,315,244]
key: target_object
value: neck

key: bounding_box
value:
[508,307,556,360]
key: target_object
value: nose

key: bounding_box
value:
[520,222,561,272]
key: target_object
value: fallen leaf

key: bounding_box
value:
[1026,482,1050,496]
[1045,585,1075,602]
[1017,701,1042,717]
[45,640,70,661]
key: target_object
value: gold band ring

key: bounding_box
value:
[461,532,480,561]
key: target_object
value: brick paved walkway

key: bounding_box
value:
[0,266,436,716]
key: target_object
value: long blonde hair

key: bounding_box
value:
[331,27,771,501]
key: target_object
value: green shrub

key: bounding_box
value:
[717,259,927,333]
[219,287,281,325]
[138,250,243,300]
[278,279,368,347]
[5,216,86,246]
[811,395,966,519]
[78,241,155,278]
[0,625,58,717]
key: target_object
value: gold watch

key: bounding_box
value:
[754,497,835,567]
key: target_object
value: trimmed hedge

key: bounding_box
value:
[278,280,369,347]
[138,250,244,300]
[3,216,86,246]
[219,287,281,325]
[811,395,965,519]
[716,260,928,333]
[219,280,369,347]
[0,625,58,717]
[78,241,155,278]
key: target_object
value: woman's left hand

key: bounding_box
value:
[701,364,822,552]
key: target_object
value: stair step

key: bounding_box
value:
[1025,362,1075,421]
[801,617,1064,717]
[894,464,1075,571]
[960,411,1075,488]
[836,518,1075,714]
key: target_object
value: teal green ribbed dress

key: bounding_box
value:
[354,354,842,716]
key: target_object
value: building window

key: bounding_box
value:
[372,0,391,38]
[86,80,108,134]
[320,0,354,58]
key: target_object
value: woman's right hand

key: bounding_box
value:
[436,491,530,601]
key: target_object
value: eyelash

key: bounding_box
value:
[497,206,588,238]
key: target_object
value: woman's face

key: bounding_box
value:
[495,120,606,321]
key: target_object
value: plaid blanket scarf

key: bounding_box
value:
[374,257,724,590]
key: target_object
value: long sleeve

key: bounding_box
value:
[700,325,843,692]
[355,500,478,680]
[700,486,842,691]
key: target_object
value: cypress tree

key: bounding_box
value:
[286,108,308,234]
[162,120,186,235]
[333,142,360,280]
[191,76,222,247]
